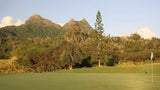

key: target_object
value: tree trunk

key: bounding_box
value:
[69,64,73,70]
[69,54,73,70]
[98,60,101,67]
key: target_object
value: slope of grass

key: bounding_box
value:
[0,64,160,90]
[56,64,160,75]
[0,73,160,90]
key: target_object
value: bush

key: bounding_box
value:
[106,58,117,66]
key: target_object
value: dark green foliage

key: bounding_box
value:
[79,56,92,67]
[61,43,83,69]
[130,33,141,40]
[0,36,19,59]
[106,58,117,66]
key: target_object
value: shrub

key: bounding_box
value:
[106,58,117,66]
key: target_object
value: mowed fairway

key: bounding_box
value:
[0,64,160,90]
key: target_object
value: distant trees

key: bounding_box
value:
[0,36,18,59]
[15,37,67,72]
[130,33,141,41]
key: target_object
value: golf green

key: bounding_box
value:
[0,73,159,90]
[0,64,160,90]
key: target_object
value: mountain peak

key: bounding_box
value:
[26,14,43,24]
[28,14,42,21]
[81,18,87,22]
[63,18,93,33]
[32,14,42,18]
[68,18,75,23]
[25,14,61,29]
[63,18,76,30]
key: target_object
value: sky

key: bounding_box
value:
[0,0,160,38]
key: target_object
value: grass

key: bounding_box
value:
[56,64,160,74]
[0,64,160,90]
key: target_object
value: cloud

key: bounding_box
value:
[14,19,24,26]
[120,31,128,37]
[131,27,157,39]
[121,27,157,39]
[0,16,24,28]
[57,23,65,27]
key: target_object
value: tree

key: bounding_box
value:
[130,33,141,41]
[94,10,105,66]
[61,23,84,70]
[87,30,106,67]
[61,43,83,70]
[95,10,104,34]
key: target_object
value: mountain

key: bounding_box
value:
[0,14,93,40]
[25,14,61,29]
[63,18,75,30]
[0,14,67,40]
[76,19,93,34]
[63,18,93,34]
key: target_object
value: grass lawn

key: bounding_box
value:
[0,64,160,90]
[56,64,160,74]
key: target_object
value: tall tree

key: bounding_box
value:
[94,10,105,66]
[95,10,104,34]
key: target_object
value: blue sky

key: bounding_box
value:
[0,0,160,37]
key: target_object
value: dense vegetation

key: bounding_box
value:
[0,13,160,73]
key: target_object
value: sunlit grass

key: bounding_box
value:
[0,63,160,90]
[56,64,160,75]
[0,72,160,90]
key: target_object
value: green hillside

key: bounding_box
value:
[0,15,68,40]
[0,15,93,40]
